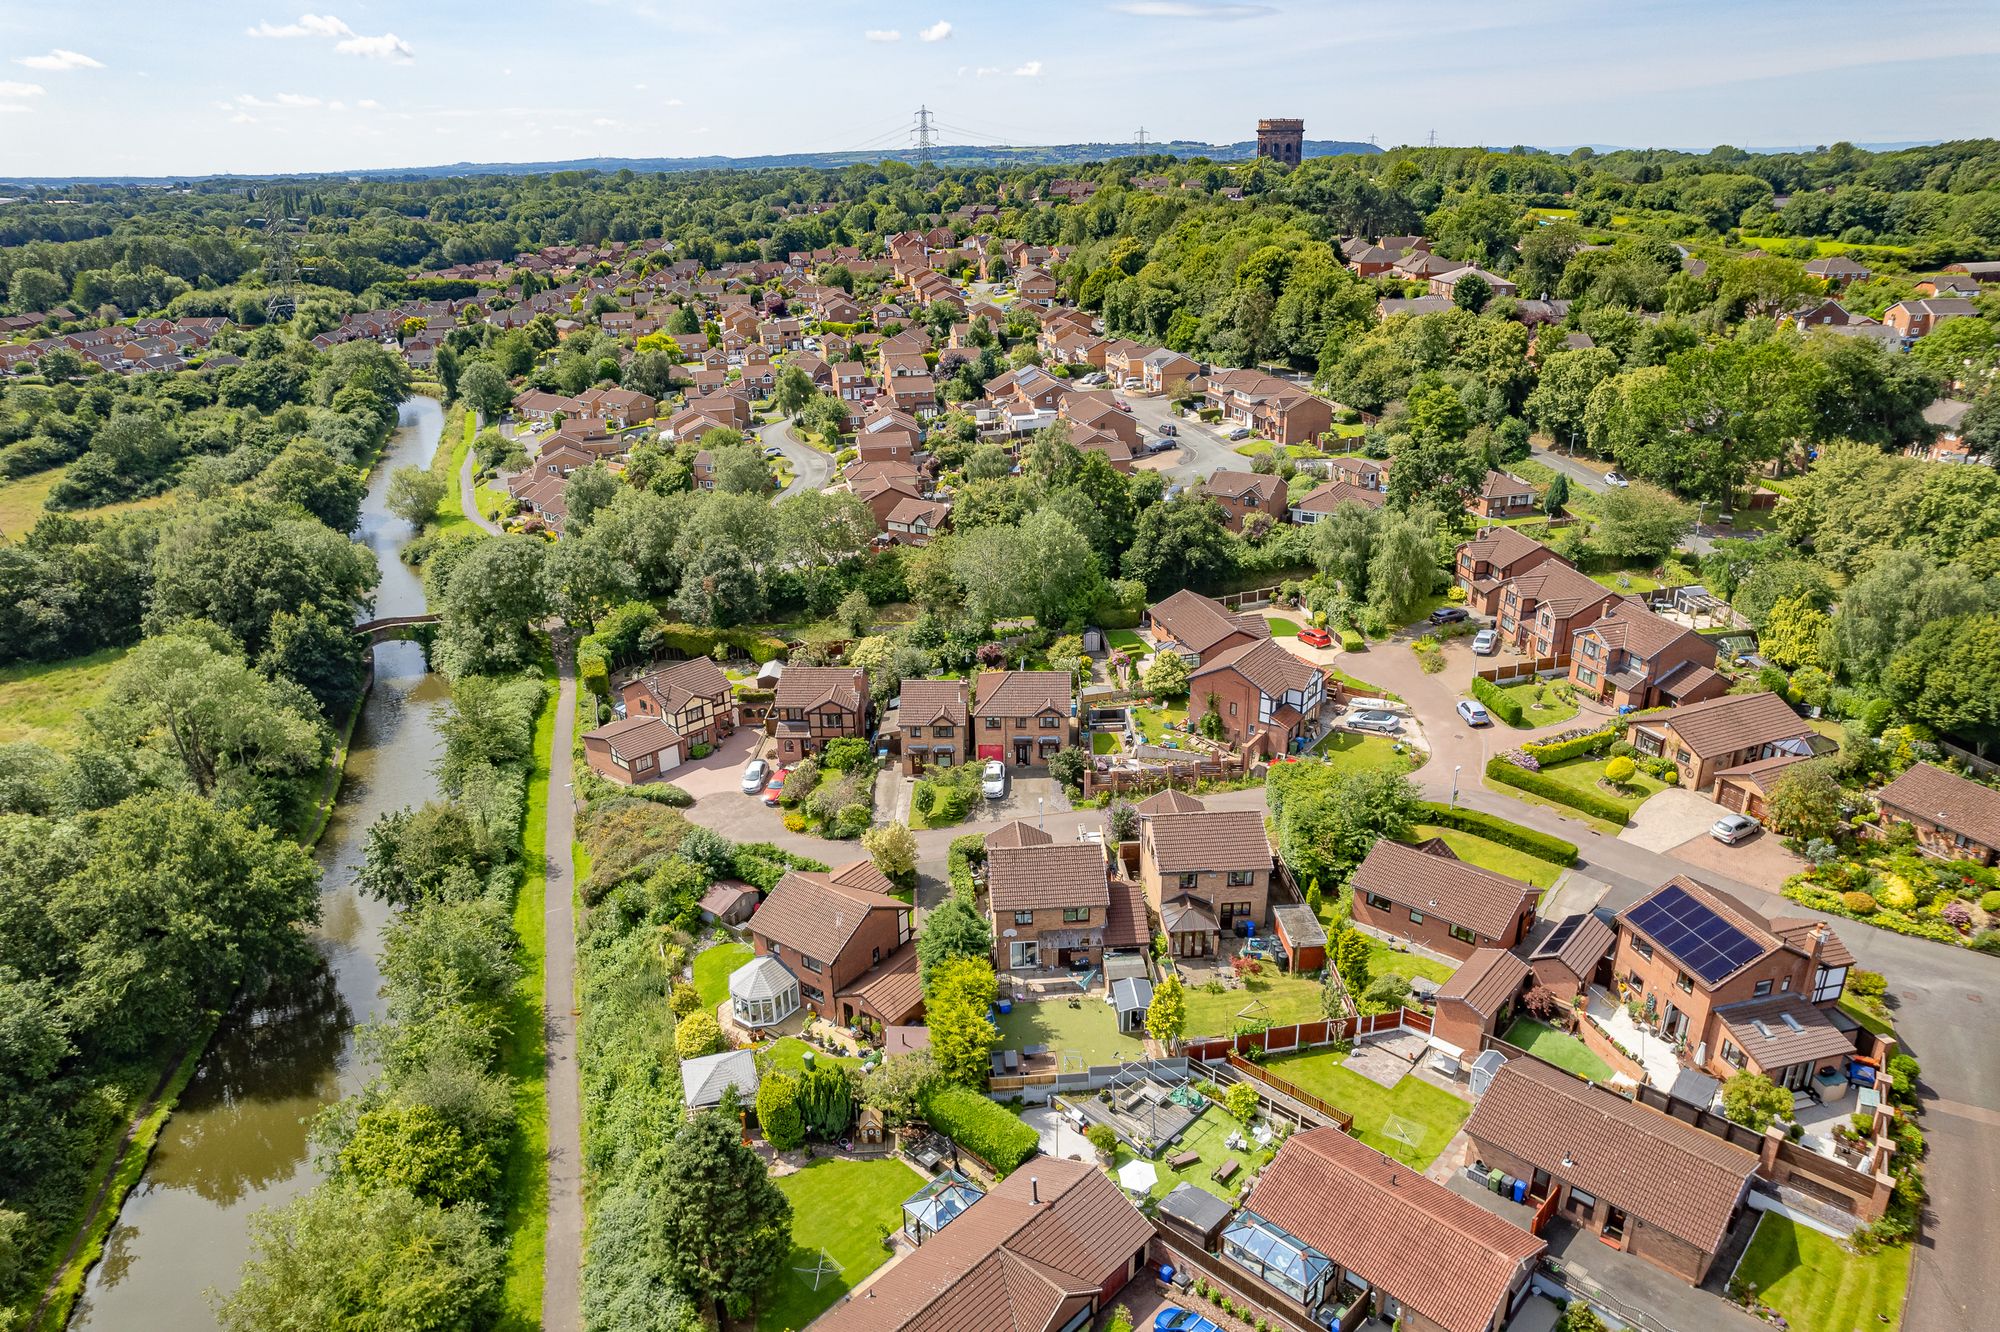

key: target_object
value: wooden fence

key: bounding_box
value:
[1080,755,1246,799]
[1941,740,2000,778]
[1474,655,1569,684]
[1221,1055,1355,1132]
[1181,1007,1430,1062]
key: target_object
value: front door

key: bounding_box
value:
[1013,739,1031,766]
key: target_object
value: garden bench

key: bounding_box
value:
[1168,1150,1201,1170]
[1211,1159,1241,1186]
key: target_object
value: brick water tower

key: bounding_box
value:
[1256,118,1304,165]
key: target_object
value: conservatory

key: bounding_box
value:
[728,955,801,1029]
[901,1170,985,1246]
[1221,1209,1335,1310]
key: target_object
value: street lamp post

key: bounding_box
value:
[1451,764,1462,810]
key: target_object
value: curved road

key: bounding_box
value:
[762,417,835,499]
[460,439,504,536]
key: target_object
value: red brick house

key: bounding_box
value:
[1350,840,1539,961]
[1139,808,1275,958]
[1882,297,1975,340]
[747,861,921,1026]
[1496,561,1618,657]
[971,670,1075,767]
[580,715,683,785]
[1187,637,1328,759]
[885,677,969,775]
[1203,370,1334,446]
[1200,469,1289,532]
[1627,691,1825,794]
[1567,597,1724,710]
[1468,470,1536,519]
[771,666,871,764]
[987,836,1117,973]
[618,657,735,751]
[1464,1057,1760,1283]
[1431,948,1534,1055]
[1143,588,1270,665]
[1455,528,1568,616]
[1873,762,2000,865]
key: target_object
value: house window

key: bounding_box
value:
[985,717,1000,730]
[1220,901,1252,928]
[1063,907,1090,923]
[1633,939,1654,962]
[801,983,825,1005]
[1013,910,1035,926]
[1409,909,1425,925]
[1721,1039,1746,1070]
[1365,892,1393,912]
[1009,940,1040,969]
[1178,873,1199,891]
[1754,979,1773,997]
[1813,966,1847,1004]
[1577,669,1597,686]
[800,955,824,974]
[1227,870,1255,887]
[1449,924,1477,945]
[1676,972,1693,994]
[1228,701,1238,717]
[1040,715,1060,729]
[1568,1187,1598,1212]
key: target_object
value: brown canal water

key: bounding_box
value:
[66,396,448,1331]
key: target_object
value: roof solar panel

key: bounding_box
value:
[1539,915,1583,955]
[1627,883,1760,985]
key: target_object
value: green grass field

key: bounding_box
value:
[1133,701,1188,745]
[995,995,1146,1066]
[758,1037,863,1076]
[1092,731,1120,755]
[1410,825,1566,890]
[1590,566,1666,595]
[1359,937,1457,988]
[1734,1213,1909,1332]
[1480,679,1579,730]
[1112,1106,1273,1202]
[0,465,173,541]
[1306,729,1414,775]
[1534,756,1668,816]
[1264,615,1301,637]
[0,647,127,748]
[1262,1050,1471,1168]
[1181,969,1329,1038]
[1106,628,1148,654]
[760,1157,928,1332]
[692,941,754,1013]
[1501,1017,1613,1082]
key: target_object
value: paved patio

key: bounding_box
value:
[1665,828,1809,893]
[1346,1030,1427,1088]
[1583,987,1681,1089]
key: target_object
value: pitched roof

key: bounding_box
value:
[1529,913,1615,982]
[1464,1057,1759,1254]
[1143,808,1271,874]
[681,1048,759,1109]
[1133,789,1205,816]
[1203,469,1284,504]
[1714,994,1856,1069]
[1437,948,1531,1018]
[973,670,1073,719]
[984,819,1054,850]
[1478,469,1533,500]
[583,714,682,762]
[773,665,868,715]
[1642,691,1814,760]
[812,1157,1153,1332]
[1351,840,1539,940]
[1459,526,1559,571]
[1576,596,1706,661]
[839,944,925,1025]
[1615,876,1789,989]
[1876,762,2000,849]
[1103,878,1150,949]
[1506,560,1616,619]
[1293,480,1386,514]
[896,678,970,728]
[635,656,732,713]
[988,841,1110,913]
[1243,1128,1543,1332]
[749,863,905,964]
[1146,588,1270,656]
[1192,636,1322,701]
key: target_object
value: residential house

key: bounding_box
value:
[1873,762,2000,865]
[1014,268,1059,306]
[771,666,871,764]
[1915,275,1982,297]
[1289,480,1386,524]
[988,838,1116,974]
[1329,456,1388,491]
[971,670,1076,767]
[1455,528,1568,616]
[1143,588,1270,665]
[1200,469,1289,532]
[1431,948,1534,1054]
[1611,876,1854,1087]
[1429,266,1519,301]
[1914,399,1975,463]
[1469,470,1536,519]
[1187,637,1328,759]
[1350,840,1540,961]
[1392,250,1458,282]
[1222,1127,1544,1332]
[880,494,952,547]
[811,1157,1155,1332]
[1138,808,1275,957]
[1463,1057,1760,1283]
[748,862,922,1027]
[1882,297,1976,340]
[1141,347,1201,396]
[618,657,735,751]
[1567,597,1725,710]
[1379,295,1456,319]
[580,715,684,786]
[1628,691,1826,798]
[1804,256,1870,284]
[575,385,658,427]
[833,360,877,403]
[884,678,970,775]
[1497,561,1619,658]
[1203,370,1333,446]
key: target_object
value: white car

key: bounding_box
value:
[1456,699,1492,727]
[1472,628,1499,656]
[740,759,771,794]
[1711,813,1760,844]
[1604,471,1630,487]
[981,760,1007,799]
[1347,710,1403,734]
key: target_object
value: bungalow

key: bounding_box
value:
[884,678,969,775]
[1187,637,1328,759]
[971,669,1075,768]
[1289,479,1386,524]
[1469,470,1536,519]
[771,665,871,764]
[1428,266,1519,301]
[1464,1057,1760,1283]
[1143,588,1270,665]
[1455,528,1567,617]
[1431,948,1533,1055]
[1873,762,2000,865]
[1804,256,1871,284]
[1224,1127,1544,1332]
[1138,808,1276,957]
[1567,597,1725,711]
[1349,840,1539,961]
[580,715,683,786]
[748,861,921,1027]
[1200,469,1289,532]
[618,656,735,751]
[1628,691,1825,796]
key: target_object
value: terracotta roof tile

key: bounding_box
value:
[748,863,905,964]
[973,670,1074,719]
[1637,691,1813,760]
[1438,948,1531,1017]
[1146,589,1270,656]
[988,841,1109,912]
[1875,762,2000,850]
[897,678,970,728]
[1351,840,1539,940]
[583,714,681,761]
[1144,808,1271,874]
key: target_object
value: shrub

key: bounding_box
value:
[1341,629,1365,651]
[821,736,872,771]
[1981,891,2000,913]
[757,1071,805,1151]
[674,1012,723,1059]
[1943,900,1974,930]
[1084,1123,1118,1160]
[1848,969,1888,1002]
[782,811,808,833]
[919,1085,1039,1175]
[1842,891,1878,914]
[670,985,704,1019]
[1603,755,1636,785]
[1470,677,1524,726]
[1485,757,1630,825]
[781,756,819,807]
[1524,726,1619,764]
[832,804,874,839]
[1225,1081,1259,1123]
[1413,802,1579,865]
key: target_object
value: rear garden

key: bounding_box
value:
[691,940,753,1012]
[1410,824,1567,891]
[1500,1017,1613,1082]
[759,1157,928,1332]
[1305,730,1416,775]
[1259,1049,1471,1168]
[1180,966,1330,1038]
[1110,1104,1275,1204]
[1731,1212,1909,1332]
[993,995,1147,1067]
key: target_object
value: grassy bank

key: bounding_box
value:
[0,647,127,748]
[430,404,482,539]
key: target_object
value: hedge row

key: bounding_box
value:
[1469,677,1525,727]
[1413,802,1579,866]
[919,1085,1039,1176]
[1523,725,1620,765]
[1484,757,1630,826]
[947,833,986,903]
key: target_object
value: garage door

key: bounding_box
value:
[1715,780,1749,814]
[656,743,683,772]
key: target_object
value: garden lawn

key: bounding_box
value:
[0,466,172,538]
[1180,969,1328,1039]
[692,941,753,1013]
[760,1157,929,1332]
[1113,1107,1272,1202]
[1092,731,1121,755]
[1308,730,1413,775]
[1106,628,1148,654]
[0,647,126,748]
[1590,566,1665,595]
[1262,1050,1471,1168]
[1264,615,1302,637]
[1133,701,1188,745]
[758,1036,862,1075]
[1501,1018,1613,1082]
[1733,1213,1909,1332]
[1484,679,1578,729]
[1533,756,1668,817]
[1360,937,1456,988]
[1328,668,1399,703]
[994,996,1146,1066]
[1410,825,1565,891]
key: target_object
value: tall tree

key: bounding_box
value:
[655,1099,793,1323]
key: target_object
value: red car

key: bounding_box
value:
[761,768,791,806]
[1296,627,1333,648]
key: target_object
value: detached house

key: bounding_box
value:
[1138,808,1275,957]
[1289,480,1385,524]
[1455,528,1567,617]
[1873,762,2000,865]
[988,835,1123,974]
[884,678,969,775]
[1469,470,1536,519]
[618,656,735,751]
[1199,469,1289,532]
[1144,588,1270,665]
[1882,297,1975,340]
[972,670,1076,768]
[1203,370,1334,447]
[1496,559,1617,658]
[1188,637,1327,759]
[747,861,922,1028]
[580,715,685,786]
[1350,840,1540,961]
[1628,691,1826,799]
[1567,597,1724,711]
[771,666,871,764]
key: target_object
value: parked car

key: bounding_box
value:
[1429,606,1470,624]
[1604,470,1630,487]
[1472,628,1499,655]
[1711,812,1761,844]
[1456,699,1492,727]
[1348,709,1403,733]
[1225,425,1251,441]
[740,759,771,794]
[1079,372,1107,386]
[1114,399,1132,413]
[761,768,790,806]
[981,759,1007,799]
[1155,1310,1223,1332]
[1296,626,1333,648]
[1159,421,1178,437]
[1123,377,1143,391]
[762,445,783,458]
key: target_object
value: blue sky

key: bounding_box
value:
[2,2,1998,177]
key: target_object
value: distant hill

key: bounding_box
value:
[0,138,1383,187]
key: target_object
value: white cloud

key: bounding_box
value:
[920,21,953,42]
[1013,60,1043,76]
[666,97,684,106]
[866,29,901,42]
[357,98,381,109]
[16,49,104,71]
[246,14,413,61]
[593,117,619,127]
[1111,2,1277,16]
[275,92,323,107]
[246,15,351,39]
[230,113,258,124]
[336,32,414,61]
[236,93,277,108]
[0,104,33,115]
[974,66,1001,77]
[0,81,45,98]
[328,100,347,111]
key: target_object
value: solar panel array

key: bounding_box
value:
[1624,883,1765,985]
[1536,914,1584,957]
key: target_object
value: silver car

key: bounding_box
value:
[740,759,770,794]
[1711,813,1760,844]
[1348,710,1403,734]
[1472,628,1499,655]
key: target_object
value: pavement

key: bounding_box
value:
[1617,787,1733,853]
[760,417,835,500]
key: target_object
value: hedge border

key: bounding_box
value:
[919,1085,1038,1176]
[1523,725,1620,765]
[1484,756,1631,826]
[1469,677,1525,727]
[1413,801,1579,866]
